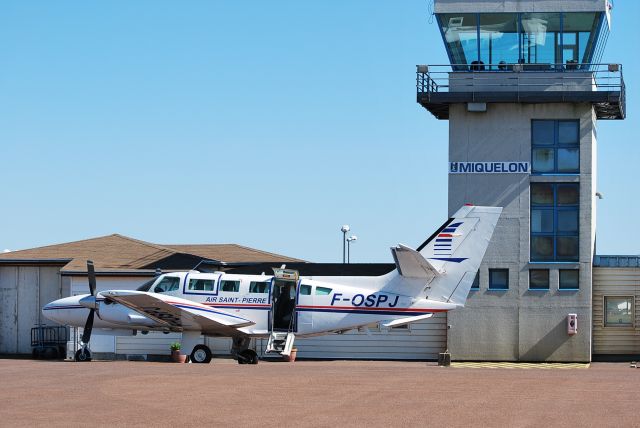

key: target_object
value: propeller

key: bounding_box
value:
[80,260,97,346]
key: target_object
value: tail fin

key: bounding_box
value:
[392,205,502,305]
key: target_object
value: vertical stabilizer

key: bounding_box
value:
[417,205,502,304]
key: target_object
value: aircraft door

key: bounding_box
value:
[296,282,313,332]
[270,269,298,332]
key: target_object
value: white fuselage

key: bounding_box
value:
[43,270,457,338]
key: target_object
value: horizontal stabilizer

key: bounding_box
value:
[382,313,434,328]
[391,243,440,280]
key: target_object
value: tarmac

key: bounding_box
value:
[0,358,638,427]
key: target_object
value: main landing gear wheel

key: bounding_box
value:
[190,345,212,364]
[237,349,258,365]
[75,348,92,362]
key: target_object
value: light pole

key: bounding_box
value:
[347,235,357,264]
[341,225,350,263]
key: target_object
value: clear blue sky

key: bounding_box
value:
[1,1,638,262]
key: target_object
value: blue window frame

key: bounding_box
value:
[437,12,604,71]
[532,120,580,174]
[559,270,580,290]
[489,269,509,290]
[529,269,550,290]
[530,183,579,262]
[471,271,480,290]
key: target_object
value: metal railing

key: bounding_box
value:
[31,325,68,347]
[416,63,624,95]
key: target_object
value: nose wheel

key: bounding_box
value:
[75,347,92,362]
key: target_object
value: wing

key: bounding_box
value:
[102,290,254,336]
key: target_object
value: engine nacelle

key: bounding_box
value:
[98,301,156,327]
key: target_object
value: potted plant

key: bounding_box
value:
[170,342,187,363]
[283,347,298,362]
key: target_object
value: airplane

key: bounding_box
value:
[42,205,501,364]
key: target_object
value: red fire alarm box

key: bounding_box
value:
[567,313,578,335]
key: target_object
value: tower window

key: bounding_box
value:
[489,269,509,290]
[529,269,550,290]
[559,270,580,290]
[530,183,580,262]
[532,120,580,174]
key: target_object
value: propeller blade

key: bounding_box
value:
[87,260,97,296]
[81,309,95,345]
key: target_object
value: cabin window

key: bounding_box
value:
[249,281,269,294]
[315,286,332,296]
[220,280,240,292]
[188,278,215,292]
[154,276,180,293]
[299,284,311,295]
[604,297,633,327]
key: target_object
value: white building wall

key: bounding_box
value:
[0,266,62,354]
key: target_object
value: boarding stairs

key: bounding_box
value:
[265,332,295,356]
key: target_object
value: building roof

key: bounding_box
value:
[0,234,303,273]
[164,244,299,264]
[593,255,640,268]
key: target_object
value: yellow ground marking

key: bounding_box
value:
[449,362,590,369]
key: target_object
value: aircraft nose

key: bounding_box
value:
[42,296,83,324]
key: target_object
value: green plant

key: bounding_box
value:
[170,342,181,351]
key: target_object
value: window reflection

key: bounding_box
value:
[530,183,579,262]
[563,13,600,66]
[559,270,579,290]
[532,120,579,174]
[437,12,602,70]
[480,14,519,70]
[605,297,633,326]
[440,13,478,69]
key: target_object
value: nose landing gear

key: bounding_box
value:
[237,349,259,365]
[232,337,259,365]
[75,346,92,362]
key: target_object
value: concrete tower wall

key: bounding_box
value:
[446,103,595,362]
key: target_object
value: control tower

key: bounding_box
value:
[417,0,625,361]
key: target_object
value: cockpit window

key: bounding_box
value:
[154,276,181,293]
[220,280,240,292]
[136,278,157,292]
[188,278,215,291]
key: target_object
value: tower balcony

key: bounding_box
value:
[416,63,625,120]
